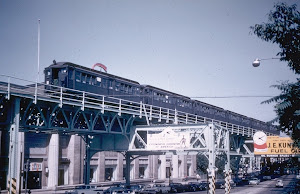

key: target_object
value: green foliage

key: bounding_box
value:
[250,2,300,74]
[251,3,300,147]
[196,154,208,173]
[196,152,229,176]
[263,80,300,145]
[230,156,241,175]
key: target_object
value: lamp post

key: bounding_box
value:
[252,57,281,67]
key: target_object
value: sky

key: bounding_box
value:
[0,0,299,123]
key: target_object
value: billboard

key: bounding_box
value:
[147,127,190,150]
[254,133,300,157]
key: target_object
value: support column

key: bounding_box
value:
[179,155,187,178]
[98,152,105,182]
[147,155,153,179]
[191,155,197,177]
[48,133,59,188]
[18,132,24,192]
[84,135,91,185]
[8,98,22,194]
[116,153,123,181]
[152,155,159,180]
[67,135,82,185]
[206,124,216,194]
[159,155,166,180]
[125,153,131,185]
[133,157,139,179]
[249,156,254,173]
[225,129,231,194]
[172,155,179,179]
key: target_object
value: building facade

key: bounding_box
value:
[0,131,196,190]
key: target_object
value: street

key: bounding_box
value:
[183,174,297,194]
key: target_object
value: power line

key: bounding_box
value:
[190,95,275,99]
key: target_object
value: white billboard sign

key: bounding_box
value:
[147,127,190,150]
[30,162,43,171]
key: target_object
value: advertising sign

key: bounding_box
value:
[147,127,190,150]
[29,162,43,171]
[254,132,300,157]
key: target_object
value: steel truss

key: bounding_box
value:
[129,123,231,194]
[0,75,274,192]
[0,75,278,136]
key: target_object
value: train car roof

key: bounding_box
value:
[194,99,225,111]
[142,84,191,100]
[47,62,140,85]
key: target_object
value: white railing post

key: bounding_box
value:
[7,77,10,100]
[186,113,188,124]
[59,87,63,108]
[34,82,38,104]
[149,105,152,121]
[81,91,85,111]
[166,109,169,123]
[174,109,178,124]
[118,99,122,116]
[101,96,105,114]
[159,107,162,122]
[139,101,142,118]
[142,103,150,126]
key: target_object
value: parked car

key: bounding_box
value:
[152,184,171,193]
[215,180,226,189]
[276,179,284,188]
[169,183,186,193]
[103,186,127,194]
[186,182,204,191]
[232,178,243,185]
[249,178,260,185]
[229,179,236,188]
[263,175,272,180]
[198,180,208,190]
[65,185,103,194]
[125,184,145,194]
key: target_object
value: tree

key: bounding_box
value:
[196,154,208,173]
[251,2,300,147]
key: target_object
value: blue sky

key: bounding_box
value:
[0,0,299,122]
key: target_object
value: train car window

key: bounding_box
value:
[47,71,51,76]
[102,79,107,88]
[96,77,102,87]
[120,83,124,92]
[124,85,129,93]
[90,76,95,85]
[128,86,132,94]
[154,92,158,101]
[82,73,87,83]
[108,80,113,89]
[86,75,91,85]
[115,83,120,91]
[162,95,166,103]
[75,72,81,82]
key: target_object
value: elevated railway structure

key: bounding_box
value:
[0,74,279,193]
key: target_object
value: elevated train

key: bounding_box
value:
[44,62,277,133]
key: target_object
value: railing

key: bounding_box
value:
[0,74,278,136]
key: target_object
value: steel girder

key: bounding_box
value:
[128,123,230,159]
